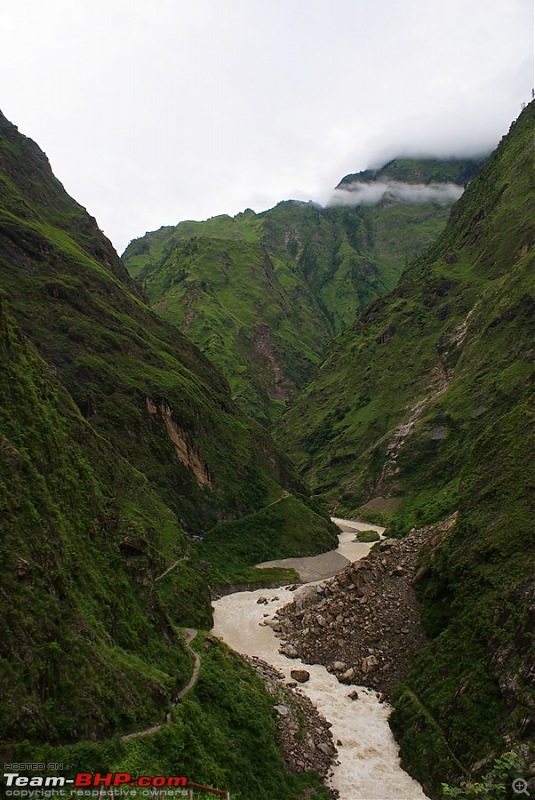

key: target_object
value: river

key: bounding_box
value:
[212,519,427,800]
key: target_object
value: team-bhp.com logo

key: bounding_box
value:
[4,772,187,790]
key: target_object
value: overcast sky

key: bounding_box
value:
[1,0,533,252]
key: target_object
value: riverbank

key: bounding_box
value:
[275,519,455,695]
[255,519,385,582]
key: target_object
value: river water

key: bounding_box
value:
[212,519,427,800]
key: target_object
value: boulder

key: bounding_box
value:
[274,704,289,716]
[339,667,356,684]
[362,655,379,674]
[280,644,299,658]
[291,669,310,683]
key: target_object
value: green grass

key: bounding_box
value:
[354,530,381,542]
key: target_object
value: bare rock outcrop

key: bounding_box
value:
[274,516,458,695]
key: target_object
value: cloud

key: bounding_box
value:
[328,181,465,208]
[0,0,532,252]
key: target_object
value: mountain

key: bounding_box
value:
[122,159,481,424]
[0,110,308,532]
[0,109,336,797]
[337,156,485,187]
[276,104,535,790]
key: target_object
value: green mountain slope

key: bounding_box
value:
[0,111,299,531]
[337,156,485,187]
[0,110,336,797]
[0,292,201,744]
[277,104,534,790]
[123,160,479,424]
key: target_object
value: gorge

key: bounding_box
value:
[0,100,533,800]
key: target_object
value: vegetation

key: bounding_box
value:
[123,160,470,424]
[277,103,535,793]
[0,293,195,745]
[0,109,335,797]
[0,111,304,534]
[440,752,525,799]
[337,156,485,187]
[354,530,380,542]
[14,636,331,800]
[197,493,339,586]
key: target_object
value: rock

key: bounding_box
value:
[337,739,343,746]
[339,667,356,684]
[274,704,289,717]
[331,661,346,672]
[280,644,299,658]
[316,614,327,627]
[290,669,310,683]
[15,557,30,578]
[286,681,298,688]
[317,742,333,756]
[347,690,359,701]
[119,535,148,555]
[362,655,379,674]
[257,596,269,605]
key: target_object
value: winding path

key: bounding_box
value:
[120,627,200,742]
[177,628,201,700]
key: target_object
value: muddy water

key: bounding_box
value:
[212,520,427,800]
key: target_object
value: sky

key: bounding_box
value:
[0,0,533,253]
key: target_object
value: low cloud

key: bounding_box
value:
[327,181,465,208]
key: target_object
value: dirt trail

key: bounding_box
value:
[177,628,201,700]
[121,628,200,742]
[155,555,188,582]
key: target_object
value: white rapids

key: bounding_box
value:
[211,518,427,800]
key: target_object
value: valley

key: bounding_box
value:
[123,156,482,425]
[0,99,533,800]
